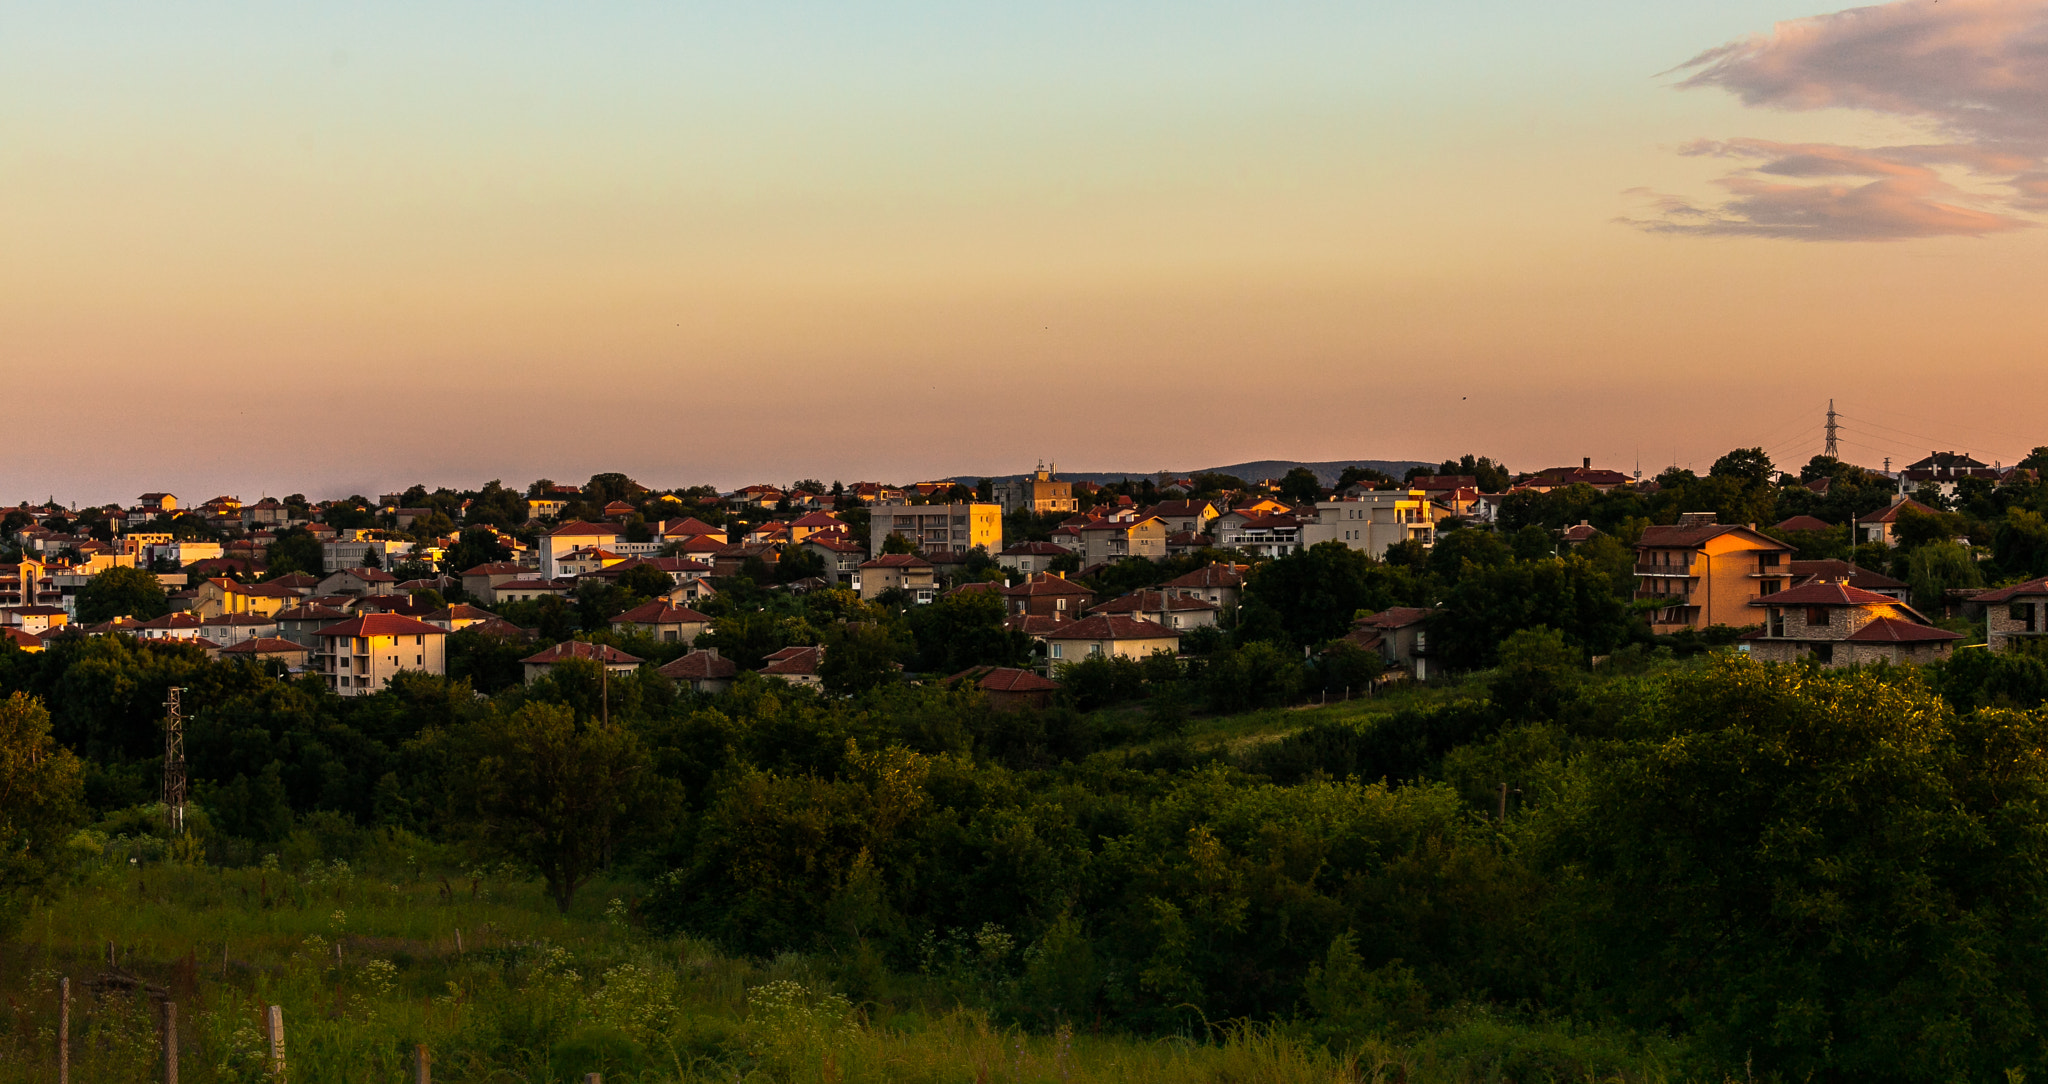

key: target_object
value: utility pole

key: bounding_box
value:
[1825,399,1840,460]
[163,687,186,836]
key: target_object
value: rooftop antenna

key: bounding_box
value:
[1825,399,1839,460]
[163,687,186,836]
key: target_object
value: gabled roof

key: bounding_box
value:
[949,665,1060,692]
[136,613,205,630]
[330,567,398,582]
[610,601,712,625]
[661,517,723,537]
[1974,576,2048,605]
[1356,607,1431,629]
[276,604,351,622]
[1789,560,1907,592]
[1089,590,1219,615]
[1774,515,1834,532]
[1160,563,1248,590]
[1858,498,1940,525]
[497,578,573,591]
[1039,614,1178,641]
[221,637,309,656]
[759,644,824,676]
[805,537,866,553]
[520,640,643,666]
[461,562,528,577]
[1637,522,1789,550]
[424,603,498,622]
[316,614,448,638]
[860,554,933,569]
[789,511,844,527]
[461,617,534,640]
[1758,581,1898,607]
[1000,542,1069,556]
[548,520,620,537]
[658,649,737,680]
[201,614,277,627]
[1000,573,1094,598]
[1845,617,1962,643]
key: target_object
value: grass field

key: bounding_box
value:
[1,847,1691,1084]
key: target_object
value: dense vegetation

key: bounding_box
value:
[11,629,2048,1081]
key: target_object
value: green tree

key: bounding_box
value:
[1278,467,1323,504]
[1708,446,1775,488]
[455,702,659,912]
[1905,540,1983,612]
[880,533,918,555]
[1993,508,2048,578]
[0,693,85,932]
[264,526,324,577]
[819,623,906,695]
[1243,542,1420,647]
[74,565,170,623]
[1433,556,1630,670]
[909,589,1031,673]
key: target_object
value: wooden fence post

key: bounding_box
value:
[161,1001,179,1084]
[58,976,70,1084]
[264,1004,287,1081]
[414,1043,431,1084]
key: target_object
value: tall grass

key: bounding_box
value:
[1,856,1687,1083]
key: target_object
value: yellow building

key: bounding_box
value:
[1635,514,1795,633]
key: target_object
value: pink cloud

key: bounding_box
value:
[1633,0,2048,241]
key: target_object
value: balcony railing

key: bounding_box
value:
[1634,563,1695,577]
[1635,588,1694,602]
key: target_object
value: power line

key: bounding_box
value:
[1825,399,1839,459]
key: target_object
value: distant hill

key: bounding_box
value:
[956,459,1433,489]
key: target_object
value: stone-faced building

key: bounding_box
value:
[1742,580,1960,667]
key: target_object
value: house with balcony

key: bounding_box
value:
[1346,607,1435,679]
[1635,514,1795,633]
[1742,580,1960,667]
[995,541,1070,576]
[609,601,713,644]
[315,613,449,696]
[853,554,937,602]
[1302,491,1439,557]
[998,572,1095,619]
[868,501,1003,556]
[759,645,826,687]
[993,465,1079,515]
[1160,563,1248,612]
[1081,516,1171,564]
[1977,576,2048,654]
[1216,514,1304,559]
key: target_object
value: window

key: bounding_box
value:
[2014,603,2038,633]
[1769,608,1785,637]
[1807,607,1830,627]
[1089,643,1102,656]
[1051,643,1062,659]
[1812,643,1834,664]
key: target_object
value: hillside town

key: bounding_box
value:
[5,447,2048,697]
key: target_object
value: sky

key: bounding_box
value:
[4,0,2046,506]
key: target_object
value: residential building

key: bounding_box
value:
[1634,514,1795,633]
[274,604,351,646]
[996,542,1070,576]
[1347,607,1434,679]
[191,577,296,618]
[1142,500,1220,536]
[495,578,575,603]
[998,572,1095,619]
[315,614,449,696]
[1774,515,1835,533]
[1081,516,1171,564]
[422,603,499,632]
[320,537,413,571]
[759,644,825,687]
[1039,615,1180,671]
[868,501,1003,557]
[1301,491,1440,557]
[1,627,44,652]
[803,537,868,584]
[1743,580,1960,666]
[316,568,400,597]
[526,497,568,521]
[1160,563,1248,611]
[520,640,644,685]
[1977,576,2048,654]
[198,613,279,646]
[220,637,312,669]
[1515,459,1633,493]
[853,555,937,603]
[1086,590,1220,630]
[138,493,179,514]
[0,606,68,635]
[1856,496,1940,547]
[710,543,780,579]
[461,562,532,602]
[786,510,846,544]
[541,521,622,578]
[946,665,1060,710]
[993,465,1079,515]
[1215,513,1303,559]
[658,648,737,693]
[609,601,713,644]
[1897,451,2002,498]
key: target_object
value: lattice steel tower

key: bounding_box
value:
[163,686,186,835]
[1825,399,1840,460]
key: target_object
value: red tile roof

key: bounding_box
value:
[1089,590,1219,615]
[1160,563,1248,590]
[548,521,620,537]
[860,554,933,569]
[316,613,448,638]
[1356,607,1431,629]
[520,640,643,666]
[610,601,712,626]
[1038,614,1178,641]
[951,665,1060,692]
[1845,617,1962,643]
[1757,582,1898,607]
[759,644,824,676]
[221,637,309,656]
[1000,542,1069,556]
[1858,498,1939,525]
[789,511,844,527]
[658,649,737,680]
[1974,576,2048,605]
[1000,573,1094,598]
[1774,515,1834,532]
[461,562,528,577]
[1789,560,1907,592]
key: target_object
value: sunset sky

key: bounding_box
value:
[5,0,2046,505]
